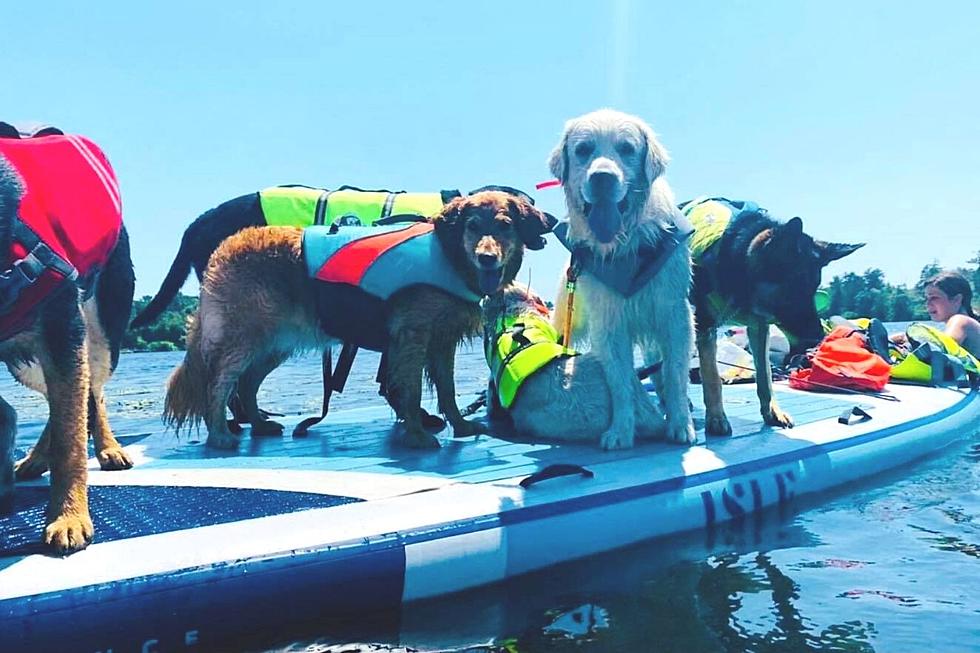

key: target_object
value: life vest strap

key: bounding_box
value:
[0,221,78,314]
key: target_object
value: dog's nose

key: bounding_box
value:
[478,253,499,269]
[588,170,619,198]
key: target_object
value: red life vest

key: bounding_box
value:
[789,326,891,393]
[0,134,122,339]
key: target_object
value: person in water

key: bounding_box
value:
[907,271,980,358]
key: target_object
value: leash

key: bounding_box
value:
[562,256,582,347]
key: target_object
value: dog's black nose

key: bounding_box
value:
[588,170,619,197]
[478,253,499,269]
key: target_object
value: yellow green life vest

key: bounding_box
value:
[259,185,445,228]
[891,322,980,385]
[486,312,576,409]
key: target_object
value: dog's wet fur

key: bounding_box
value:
[0,159,135,554]
[164,191,553,449]
[551,109,697,448]
[691,206,862,435]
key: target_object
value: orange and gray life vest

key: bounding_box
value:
[303,222,480,352]
[0,131,122,339]
[486,312,576,409]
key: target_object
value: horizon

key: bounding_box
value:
[6,1,978,301]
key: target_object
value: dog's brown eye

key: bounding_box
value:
[617,142,636,157]
[574,141,595,159]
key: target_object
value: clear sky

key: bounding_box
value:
[4,1,978,300]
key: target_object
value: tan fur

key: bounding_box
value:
[10,295,134,477]
[164,192,549,449]
[0,303,93,553]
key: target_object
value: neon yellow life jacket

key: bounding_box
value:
[259,185,445,228]
[890,322,980,384]
[486,312,576,409]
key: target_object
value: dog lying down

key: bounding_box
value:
[483,283,667,446]
[164,191,556,449]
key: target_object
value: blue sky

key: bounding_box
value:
[4,1,978,300]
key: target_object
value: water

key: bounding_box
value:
[2,347,978,653]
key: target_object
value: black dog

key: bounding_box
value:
[682,198,862,435]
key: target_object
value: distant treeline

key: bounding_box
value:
[825,254,980,322]
[124,293,199,352]
[122,255,980,350]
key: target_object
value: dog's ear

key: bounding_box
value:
[508,196,557,251]
[814,240,864,266]
[432,196,468,239]
[638,120,670,184]
[548,125,570,183]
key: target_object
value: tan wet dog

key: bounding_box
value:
[164,191,555,449]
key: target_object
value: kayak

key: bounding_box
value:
[0,380,977,652]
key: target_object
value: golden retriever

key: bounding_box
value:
[164,191,554,449]
[550,109,697,448]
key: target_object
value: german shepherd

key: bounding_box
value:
[163,191,554,449]
[683,198,862,435]
[0,133,135,553]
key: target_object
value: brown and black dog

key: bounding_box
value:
[164,191,554,449]
[681,197,862,435]
[0,131,135,553]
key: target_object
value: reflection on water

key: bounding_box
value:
[2,351,978,653]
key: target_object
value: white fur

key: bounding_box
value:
[550,109,696,448]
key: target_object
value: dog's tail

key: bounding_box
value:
[163,313,208,431]
[130,230,196,329]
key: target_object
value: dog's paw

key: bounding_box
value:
[44,511,93,554]
[763,403,794,429]
[420,409,446,430]
[206,431,241,450]
[452,419,487,439]
[251,420,285,437]
[666,420,698,445]
[599,428,634,450]
[403,429,441,449]
[97,446,134,471]
[14,451,48,480]
[705,412,732,437]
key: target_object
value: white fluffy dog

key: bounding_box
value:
[484,283,666,443]
[550,109,696,448]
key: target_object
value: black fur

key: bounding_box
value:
[96,226,136,371]
[692,205,863,352]
[130,192,264,328]
[0,395,13,513]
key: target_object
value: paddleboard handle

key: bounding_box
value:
[520,464,594,488]
[838,405,872,425]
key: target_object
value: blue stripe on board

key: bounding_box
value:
[396,389,977,544]
[0,536,406,652]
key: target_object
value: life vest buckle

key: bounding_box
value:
[0,252,44,313]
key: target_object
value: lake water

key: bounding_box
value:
[2,345,978,653]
